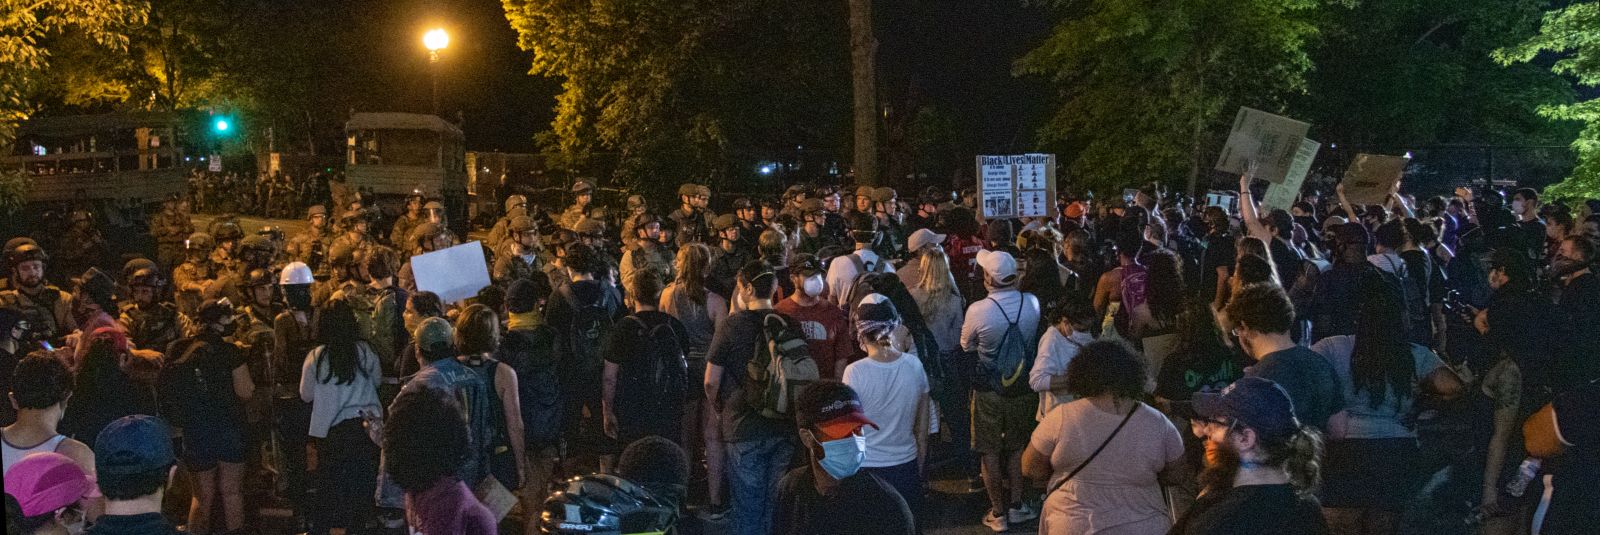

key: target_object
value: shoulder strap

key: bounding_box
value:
[848,252,867,274]
[1046,402,1141,497]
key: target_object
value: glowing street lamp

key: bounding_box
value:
[423,28,449,115]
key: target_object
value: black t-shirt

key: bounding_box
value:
[1557,273,1600,388]
[1199,232,1236,301]
[1169,484,1329,535]
[603,310,690,424]
[1544,381,1600,535]
[708,309,792,442]
[162,335,246,431]
[86,513,183,535]
[773,466,914,535]
[1268,238,1303,288]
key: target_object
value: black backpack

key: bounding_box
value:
[616,315,689,421]
[560,285,614,375]
[498,326,563,449]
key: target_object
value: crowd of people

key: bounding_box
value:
[1,171,1598,535]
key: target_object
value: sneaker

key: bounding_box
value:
[1007,502,1039,524]
[982,510,1009,532]
[698,504,729,522]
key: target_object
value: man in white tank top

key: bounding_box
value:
[2,354,94,476]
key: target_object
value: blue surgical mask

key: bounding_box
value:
[816,434,865,480]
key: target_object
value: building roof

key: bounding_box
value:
[345,113,463,138]
[19,112,188,138]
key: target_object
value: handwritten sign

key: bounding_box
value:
[975,154,1057,221]
[1215,107,1311,184]
[1261,138,1321,212]
[411,241,492,304]
[1341,154,1408,205]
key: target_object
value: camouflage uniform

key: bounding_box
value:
[150,203,195,269]
[286,206,332,275]
[173,233,222,319]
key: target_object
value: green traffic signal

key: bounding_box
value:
[214,118,231,132]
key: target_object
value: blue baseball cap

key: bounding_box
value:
[94,415,176,475]
[1192,377,1300,440]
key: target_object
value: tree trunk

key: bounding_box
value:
[848,0,880,187]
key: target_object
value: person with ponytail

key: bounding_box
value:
[1311,271,1462,534]
[1171,377,1330,535]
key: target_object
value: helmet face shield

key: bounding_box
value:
[539,475,677,535]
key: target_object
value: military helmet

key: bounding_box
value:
[306,205,328,218]
[69,210,92,224]
[244,268,276,288]
[240,234,274,254]
[212,221,244,242]
[505,195,528,211]
[128,267,166,289]
[7,243,49,266]
[510,216,537,233]
[186,232,215,252]
[629,213,660,232]
[122,258,157,281]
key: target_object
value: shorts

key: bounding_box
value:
[1321,437,1423,509]
[970,390,1037,454]
[182,427,246,471]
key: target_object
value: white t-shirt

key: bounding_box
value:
[1029,400,1182,535]
[1031,328,1095,420]
[843,351,929,468]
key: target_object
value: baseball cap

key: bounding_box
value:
[788,254,824,277]
[414,316,453,355]
[94,415,176,476]
[4,452,96,516]
[1192,377,1301,440]
[737,260,776,287]
[797,382,879,440]
[906,228,945,253]
[1064,201,1086,219]
[976,250,1018,285]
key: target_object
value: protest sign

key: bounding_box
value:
[975,154,1057,221]
[1341,153,1408,205]
[1261,138,1321,212]
[411,241,492,304]
[1215,107,1311,184]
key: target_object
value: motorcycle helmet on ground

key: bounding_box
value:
[540,474,676,535]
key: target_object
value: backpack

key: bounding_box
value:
[158,339,225,429]
[616,315,689,422]
[560,284,614,376]
[975,297,1038,397]
[497,326,563,449]
[745,313,820,418]
[370,286,409,371]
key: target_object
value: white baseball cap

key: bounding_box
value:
[906,228,946,253]
[976,250,1018,285]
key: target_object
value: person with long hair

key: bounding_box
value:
[657,242,730,519]
[1061,229,1102,308]
[1311,273,1463,534]
[298,298,381,535]
[1022,340,1185,535]
[1131,248,1185,344]
[1171,377,1329,534]
[160,299,254,535]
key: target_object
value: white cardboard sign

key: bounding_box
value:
[411,241,492,304]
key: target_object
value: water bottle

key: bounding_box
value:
[1505,458,1542,497]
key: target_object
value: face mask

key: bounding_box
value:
[59,507,85,535]
[816,434,866,480]
[1512,200,1526,214]
[802,275,825,297]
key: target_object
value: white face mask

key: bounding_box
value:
[1511,200,1526,214]
[802,275,825,297]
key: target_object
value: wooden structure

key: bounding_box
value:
[6,112,194,203]
[345,112,468,234]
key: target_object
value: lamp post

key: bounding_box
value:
[423,28,449,116]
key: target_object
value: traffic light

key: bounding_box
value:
[213,118,232,133]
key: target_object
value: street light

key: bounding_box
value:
[423,28,449,115]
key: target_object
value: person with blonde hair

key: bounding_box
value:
[658,242,731,518]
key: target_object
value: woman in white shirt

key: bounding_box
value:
[1031,300,1099,420]
[843,294,930,515]
[298,298,382,535]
